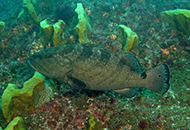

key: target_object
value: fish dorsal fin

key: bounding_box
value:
[118,52,142,73]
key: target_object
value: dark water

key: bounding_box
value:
[0,0,190,129]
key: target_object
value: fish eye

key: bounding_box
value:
[141,72,147,79]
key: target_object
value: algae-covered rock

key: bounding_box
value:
[4,117,25,130]
[40,19,53,46]
[53,20,66,46]
[1,72,54,122]
[23,0,40,24]
[118,25,139,54]
[0,21,5,35]
[162,9,190,35]
[73,3,92,43]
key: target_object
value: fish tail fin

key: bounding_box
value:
[145,63,170,94]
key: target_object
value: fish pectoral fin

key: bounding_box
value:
[67,76,87,89]
[113,88,137,98]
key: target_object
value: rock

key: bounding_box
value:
[53,20,66,46]
[40,19,53,46]
[72,3,92,43]
[1,72,55,122]
[162,9,190,35]
[4,117,25,130]
[118,25,139,55]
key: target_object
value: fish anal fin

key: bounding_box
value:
[114,88,137,98]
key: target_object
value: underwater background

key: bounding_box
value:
[0,0,190,129]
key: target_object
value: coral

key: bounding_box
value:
[1,72,54,122]
[40,19,53,46]
[73,3,92,43]
[53,20,66,46]
[162,9,190,35]
[118,25,139,54]
[4,117,25,130]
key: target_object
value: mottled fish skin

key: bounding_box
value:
[27,44,170,97]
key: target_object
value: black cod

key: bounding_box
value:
[27,44,170,97]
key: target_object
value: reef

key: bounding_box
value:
[0,0,190,129]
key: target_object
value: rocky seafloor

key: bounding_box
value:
[0,0,190,129]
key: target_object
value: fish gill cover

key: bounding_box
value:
[0,0,190,130]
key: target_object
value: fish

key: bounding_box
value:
[26,44,170,97]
